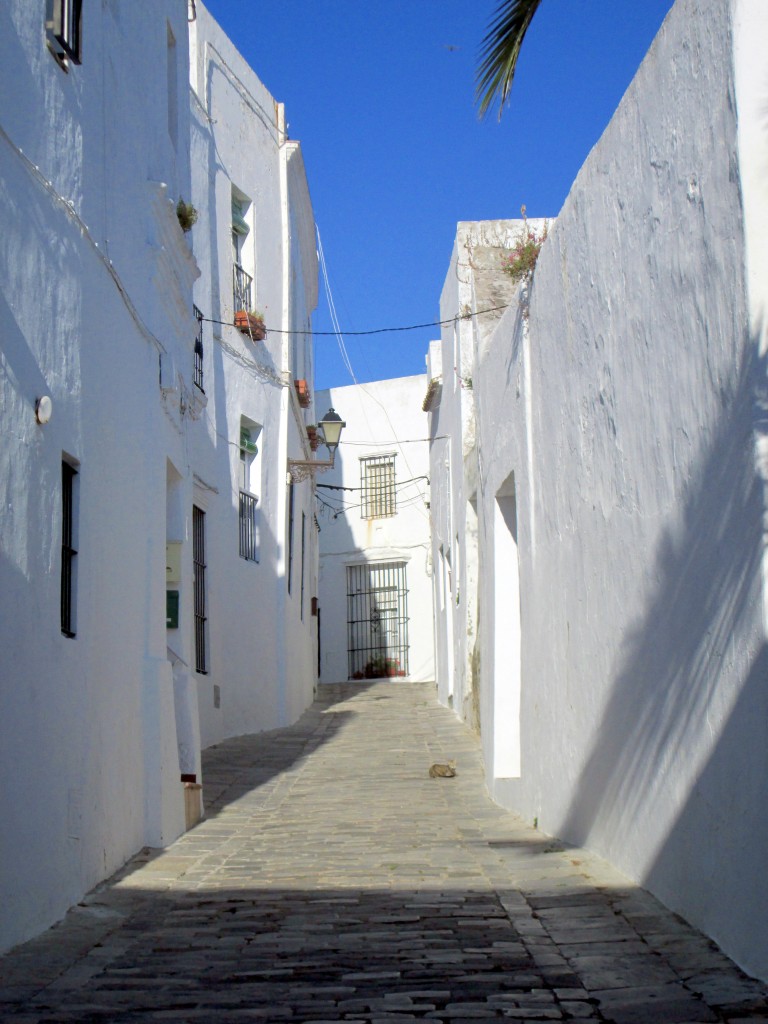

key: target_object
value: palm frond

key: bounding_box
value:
[476,0,544,120]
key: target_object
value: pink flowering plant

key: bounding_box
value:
[501,206,548,283]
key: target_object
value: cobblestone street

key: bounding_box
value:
[1,683,765,1023]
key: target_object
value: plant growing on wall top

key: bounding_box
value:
[176,198,198,233]
[501,206,548,283]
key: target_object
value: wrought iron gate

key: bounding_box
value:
[346,561,409,679]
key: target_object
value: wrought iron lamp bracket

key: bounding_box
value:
[287,457,335,483]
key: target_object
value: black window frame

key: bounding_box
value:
[300,511,306,621]
[193,305,204,393]
[287,482,295,594]
[48,0,83,66]
[238,428,259,562]
[193,505,208,674]
[239,491,259,562]
[61,459,78,637]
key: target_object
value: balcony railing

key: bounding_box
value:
[239,490,258,561]
[233,263,253,313]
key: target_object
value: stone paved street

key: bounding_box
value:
[1,683,766,1023]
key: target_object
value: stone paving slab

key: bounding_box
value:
[0,682,765,1023]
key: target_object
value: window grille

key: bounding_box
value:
[239,492,258,561]
[193,305,204,392]
[238,428,259,562]
[300,512,306,621]
[346,561,409,679]
[61,460,77,637]
[360,455,396,519]
[48,0,82,65]
[287,483,295,594]
[193,506,208,673]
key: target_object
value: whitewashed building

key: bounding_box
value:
[188,4,319,747]
[0,0,319,955]
[0,0,199,955]
[425,220,546,728]
[316,378,435,684]
[428,0,768,982]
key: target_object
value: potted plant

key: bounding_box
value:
[364,655,389,679]
[234,309,266,340]
[306,424,321,451]
[294,379,311,408]
[176,198,198,233]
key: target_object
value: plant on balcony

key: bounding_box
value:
[501,206,548,283]
[234,309,266,340]
[294,379,311,408]
[176,198,198,233]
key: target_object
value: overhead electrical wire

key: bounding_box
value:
[313,226,435,523]
[317,228,358,380]
[340,436,447,446]
[317,474,429,493]
[198,303,508,339]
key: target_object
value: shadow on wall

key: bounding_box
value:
[558,342,767,922]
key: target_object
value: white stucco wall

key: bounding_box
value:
[317,378,435,684]
[0,0,319,956]
[188,4,318,749]
[0,0,195,953]
[427,220,546,726]
[466,0,768,981]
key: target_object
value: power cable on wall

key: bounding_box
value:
[0,122,168,358]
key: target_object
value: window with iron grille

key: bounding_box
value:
[232,192,252,312]
[61,459,78,637]
[300,512,306,621]
[346,561,409,679]
[193,505,208,673]
[47,0,82,67]
[238,425,259,562]
[287,482,295,593]
[193,305,204,392]
[233,261,252,313]
[360,454,396,519]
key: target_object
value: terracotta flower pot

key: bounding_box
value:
[294,379,311,408]
[234,311,266,340]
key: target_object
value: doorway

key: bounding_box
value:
[493,472,522,777]
[346,561,409,679]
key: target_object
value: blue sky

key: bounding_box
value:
[203,0,676,390]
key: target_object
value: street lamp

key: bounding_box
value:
[288,406,346,482]
[318,407,345,456]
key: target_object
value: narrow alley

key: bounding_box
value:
[1,684,765,1024]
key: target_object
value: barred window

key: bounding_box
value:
[61,458,78,637]
[193,505,208,674]
[193,306,204,392]
[238,426,259,562]
[360,455,396,519]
